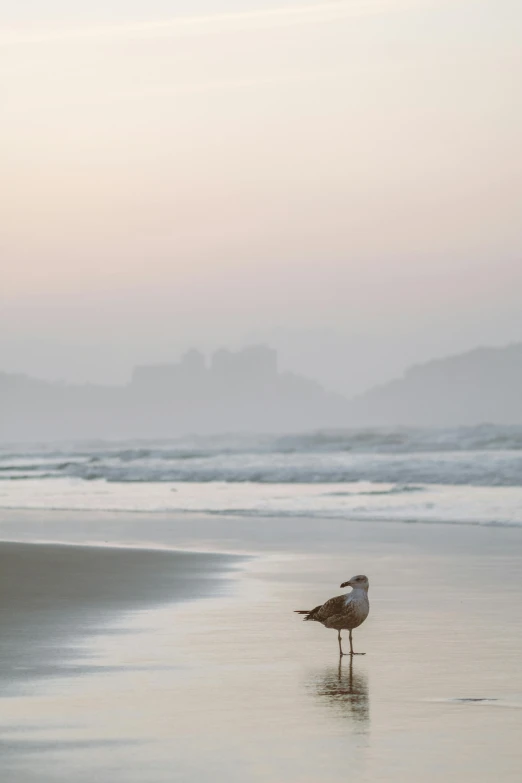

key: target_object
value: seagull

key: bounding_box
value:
[295,574,370,656]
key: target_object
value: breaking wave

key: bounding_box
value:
[2,424,522,487]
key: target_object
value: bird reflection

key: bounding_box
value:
[311,658,369,728]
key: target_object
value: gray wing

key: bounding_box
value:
[319,595,363,629]
[313,594,348,623]
[322,602,360,629]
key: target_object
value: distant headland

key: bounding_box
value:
[1,342,522,440]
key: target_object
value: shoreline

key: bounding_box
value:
[2,473,522,530]
[1,506,522,529]
[1,507,522,559]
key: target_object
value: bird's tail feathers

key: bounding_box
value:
[294,606,321,621]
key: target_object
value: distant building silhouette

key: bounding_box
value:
[0,344,349,439]
[211,345,277,381]
[131,349,206,391]
[4,342,520,440]
[132,345,277,394]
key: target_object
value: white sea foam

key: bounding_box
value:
[2,425,522,486]
[0,477,521,528]
[1,427,522,526]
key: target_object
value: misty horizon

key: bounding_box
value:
[3,340,522,441]
[4,332,522,399]
[1,337,521,397]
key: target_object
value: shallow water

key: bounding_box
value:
[1,477,522,528]
[1,517,521,783]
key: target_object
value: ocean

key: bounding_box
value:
[1,424,522,527]
[1,426,522,783]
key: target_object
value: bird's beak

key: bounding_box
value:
[340,580,352,589]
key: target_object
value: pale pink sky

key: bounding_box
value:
[2,1,522,393]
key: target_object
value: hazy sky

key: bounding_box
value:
[2,0,522,394]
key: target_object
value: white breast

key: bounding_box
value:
[345,591,370,625]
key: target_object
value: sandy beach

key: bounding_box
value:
[0,511,521,782]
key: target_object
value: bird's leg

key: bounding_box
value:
[338,629,344,656]
[349,629,366,656]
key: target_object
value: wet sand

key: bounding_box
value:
[0,513,521,782]
[0,542,243,691]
